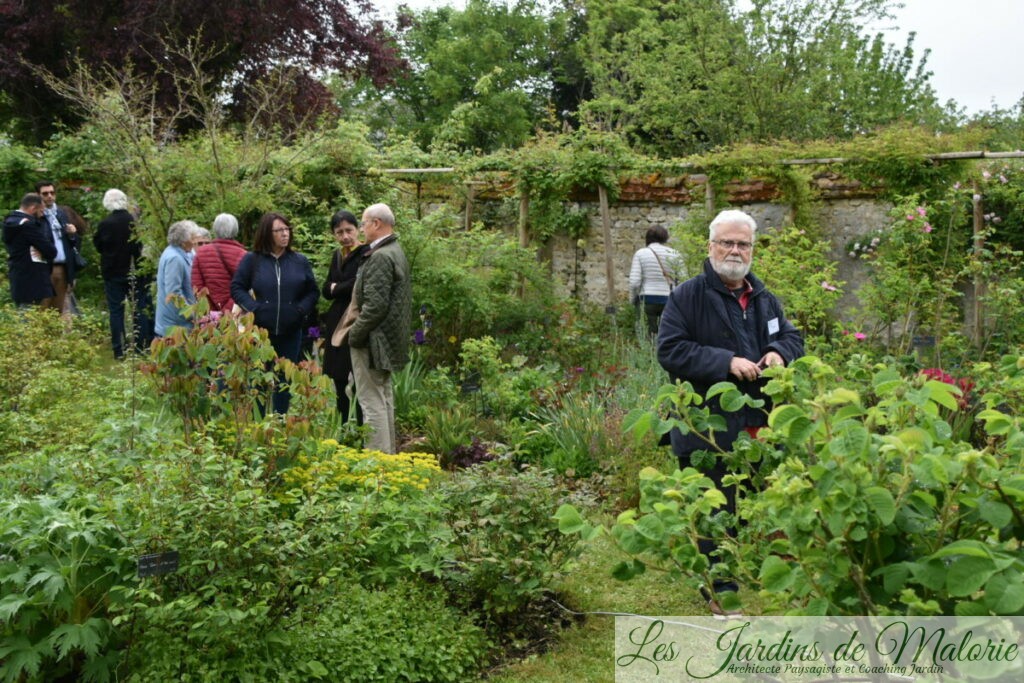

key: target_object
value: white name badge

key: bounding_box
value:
[768,317,780,335]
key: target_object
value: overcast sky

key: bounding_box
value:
[882,0,1023,114]
[374,0,1024,116]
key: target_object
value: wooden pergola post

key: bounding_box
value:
[464,183,475,231]
[517,190,529,249]
[598,184,616,310]
[972,181,986,346]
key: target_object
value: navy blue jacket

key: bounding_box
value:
[657,258,804,456]
[231,250,319,336]
[3,210,57,304]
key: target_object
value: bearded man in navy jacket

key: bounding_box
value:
[657,209,804,612]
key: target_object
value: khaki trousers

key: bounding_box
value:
[350,346,396,454]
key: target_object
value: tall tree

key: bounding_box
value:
[0,0,403,142]
[578,0,950,155]
[381,0,561,152]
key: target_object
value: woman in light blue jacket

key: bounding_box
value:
[154,220,199,337]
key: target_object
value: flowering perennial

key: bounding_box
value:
[284,439,442,495]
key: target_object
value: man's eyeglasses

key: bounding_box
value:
[40,191,55,196]
[711,239,753,252]
[360,217,377,229]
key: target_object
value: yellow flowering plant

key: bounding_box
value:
[283,439,442,496]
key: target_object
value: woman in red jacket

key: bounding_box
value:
[192,213,248,313]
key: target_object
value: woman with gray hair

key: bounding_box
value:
[93,189,153,358]
[154,220,199,336]
[192,213,248,312]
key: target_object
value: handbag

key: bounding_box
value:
[72,247,88,271]
[330,299,360,348]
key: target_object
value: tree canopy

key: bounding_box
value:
[0,0,403,142]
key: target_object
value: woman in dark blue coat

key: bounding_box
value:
[231,212,319,413]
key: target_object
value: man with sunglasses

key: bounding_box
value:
[35,181,84,316]
[657,209,803,617]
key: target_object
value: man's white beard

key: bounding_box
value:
[711,256,750,283]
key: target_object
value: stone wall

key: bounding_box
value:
[420,173,909,315]
[542,197,892,311]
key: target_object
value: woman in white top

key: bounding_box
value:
[629,225,685,336]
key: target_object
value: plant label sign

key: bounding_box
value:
[138,550,180,578]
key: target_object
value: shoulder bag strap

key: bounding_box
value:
[648,247,675,285]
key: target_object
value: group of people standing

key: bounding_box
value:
[2,182,86,315]
[149,202,411,452]
[3,186,411,454]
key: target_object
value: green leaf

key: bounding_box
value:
[769,404,806,430]
[623,409,659,443]
[306,660,329,678]
[26,567,65,604]
[611,560,646,581]
[0,636,42,680]
[821,387,860,406]
[760,556,794,592]
[702,488,727,508]
[984,573,1024,614]
[977,409,1014,436]
[0,594,28,624]
[47,619,105,660]
[924,380,959,411]
[828,422,869,458]
[978,500,1013,529]
[946,556,997,597]
[864,487,896,526]
[953,601,990,617]
[634,515,666,542]
[909,559,946,591]
[553,505,586,534]
[931,540,995,560]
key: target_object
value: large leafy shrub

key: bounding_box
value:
[561,354,1024,616]
[439,461,585,637]
[0,494,133,683]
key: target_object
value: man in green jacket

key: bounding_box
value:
[349,203,412,453]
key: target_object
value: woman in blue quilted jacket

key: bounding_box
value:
[231,212,319,414]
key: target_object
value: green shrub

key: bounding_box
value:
[0,494,134,683]
[563,354,1024,616]
[284,581,489,682]
[438,461,584,637]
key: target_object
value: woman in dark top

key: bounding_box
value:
[231,212,319,414]
[321,210,369,419]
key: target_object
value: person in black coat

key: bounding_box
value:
[3,193,57,306]
[321,210,369,420]
[657,209,804,612]
[231,212,319,414]
[93,189,153,358]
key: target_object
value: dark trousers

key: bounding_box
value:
[269,328,303,414]
[677,446,739,595]
[103,275,154,358]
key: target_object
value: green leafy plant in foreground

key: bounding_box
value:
[558,354,1024,615]
[0,495,133,682]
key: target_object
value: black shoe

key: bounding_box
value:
[699,585,744,621]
